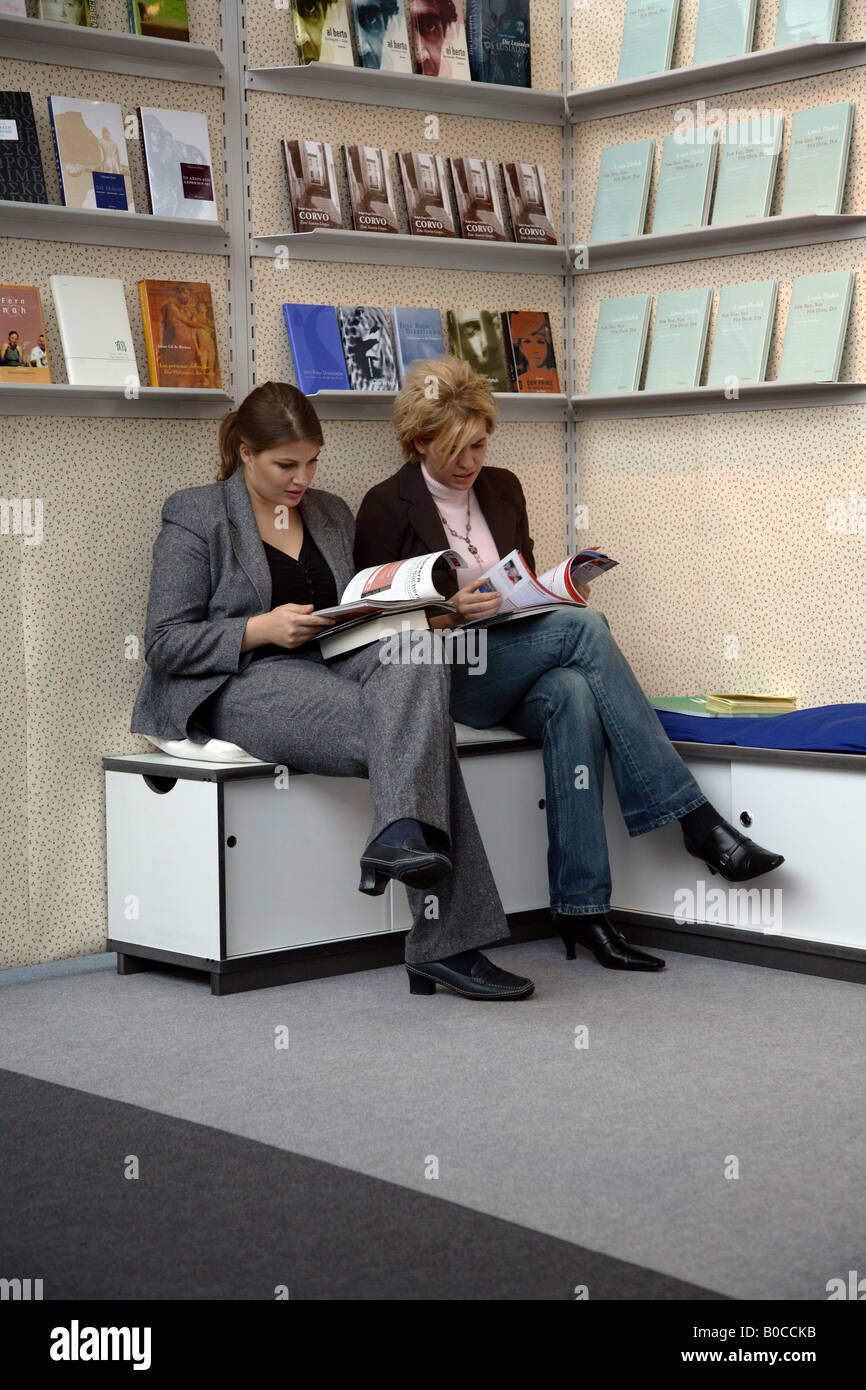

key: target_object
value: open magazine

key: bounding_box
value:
[462,548,618,627]
[316,550,459,658]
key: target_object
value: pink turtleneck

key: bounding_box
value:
[420,462,500,584]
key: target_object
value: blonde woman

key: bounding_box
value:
[354,357,785,970]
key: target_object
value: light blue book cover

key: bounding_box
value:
[777,270,855,381]
[705,279,778,387]
[781,101,854,216]
[644,287,713,390]
[590,140,655,241]
[710,114,783,224]
[587,294,653,393]
[775,0,839,46]
[692,0,755,64]
[651,132,718,234]
[617,0,680,81]
[391,307,446,382]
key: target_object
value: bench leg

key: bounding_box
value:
[116,952,150,977]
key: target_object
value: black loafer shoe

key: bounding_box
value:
[406,952,534,1000]
[553,914,665,970]
[359,836,452,896]
[683,818,784,882]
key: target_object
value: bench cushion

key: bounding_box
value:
[145,722,526,766]
[654,703,866,754]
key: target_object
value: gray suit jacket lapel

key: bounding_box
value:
[298,487,354,599]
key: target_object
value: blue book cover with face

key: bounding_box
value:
[391,307,446,381]
[283,303,351,394]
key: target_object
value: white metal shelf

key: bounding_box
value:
[568,41,866,121]
[302,390,568,421]
[1,200,231,254]
[0,13,224,84]
[252,228,567,275]
[572,380,866,420]
[246,61,565,123]
[0,384,233,419]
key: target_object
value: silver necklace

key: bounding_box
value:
[436,490,482,563]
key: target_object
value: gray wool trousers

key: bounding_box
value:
[203,642,509,963]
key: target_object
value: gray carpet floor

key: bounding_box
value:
[1,941,864,1300]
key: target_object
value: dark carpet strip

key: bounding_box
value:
[0,1069,726,1300]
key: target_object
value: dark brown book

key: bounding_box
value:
[397,151,456,238]
[501,162,557,245]
[282,140,342,234]
[342,145,400,234]
[449,156,508,241]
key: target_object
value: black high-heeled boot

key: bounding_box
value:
[552,913,666,970]
[681,815,784,882]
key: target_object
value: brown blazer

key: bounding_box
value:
[353,461,535,598]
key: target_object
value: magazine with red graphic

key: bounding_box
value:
[315,548,460,657]
[461,547,617,628]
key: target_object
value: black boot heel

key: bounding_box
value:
[359,866,389,896]
[553,914,666,971]
[407,968,436,995]
[560,934,576,961]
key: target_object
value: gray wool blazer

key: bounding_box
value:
[130,465,356,743]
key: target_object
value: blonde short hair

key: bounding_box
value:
[392,355,497,465]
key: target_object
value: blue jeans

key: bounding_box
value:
[449,608,707,916]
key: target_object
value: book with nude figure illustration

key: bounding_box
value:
[138,279,222,389]
[316,549,460,658]
[456,547,618,631]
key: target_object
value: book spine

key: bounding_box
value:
[46,97,67,207]
[127,0,140,34]
[282,142,299,234]
[465,0,484,82]
[501,312,519,391]
[138,281,159,386]
[138,108,154,215]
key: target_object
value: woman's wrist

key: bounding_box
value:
[240,612,273,652]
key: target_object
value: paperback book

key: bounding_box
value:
[587,293,653,393]
[780,101,854,217]
[138,107,217,220]
[391,306,446,380]
[283,139,343,232]
[350,0,413,71]
[590,139,655,241]
[643,286,714,391]
[49,274,138,386]
[449,156,507,241]
[692,0,756,65]
[39,1,93,23]
[704,279,778,387]
[139,280,221,389]
[777,269,855,382]
[317,550,460,659]
[0,2,27,14]
[501,162,556,244]
[283,302,351,393]
[48,95,134,211]
[0,92,47,204]
[446,307,511,391]
[502,310,560,392]
[710,115,783,225]
[466,0,531,86]
[128,0,189,39]
[291,0,354,64]
[617,0,680,81]
[774,0,839,46]
[337,305,399,390]
[650,131,718,235]
[343,145,400,233]
[398,151,456,236]
[408,0,471,78]
[0,284,51,383]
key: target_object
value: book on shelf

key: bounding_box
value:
[139,280,221,389]
[692,0,756,65]
[643,286,713,391]
[459,546,617,630]
[780,100,854,218]
[128,0,189,39]
[138,107,217,221]
[590,139,655,241]
[391,306,446,381]
[449,156,508,241]
[343,145,400,232]
[282,139,342,233]
[502,310,560,392]
[709,114,783,225]
[38,1,93,23]
[48,95,134,212]
[650,695,790,717]
[650,130,719,235]
[704,279,778,387]
[408,0,471,78]
[397,151,456,237]
[777,268,855,382]
[291,0,354,64]
[0,2,27,15]
[337,305,399,390]
[617,0,680,82]
[501,162,556,244]
[587,293,653,393]
[774,0,839,47]
[446,307,511,391]
[706,694,797,714]
[283,302,351,393]
[349,0,413,71]
[0,284,51,383]
[0,92,47,204]
[49,274,138,386]
[466,0,531,86]
[317,549,461,659]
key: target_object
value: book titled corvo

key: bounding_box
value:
[283,140,343,232]
[587,294,653,393]
[397,151,456,236]
[138,107,217,221]
[128,0,190,39]
[391,306,446,381]
[590,140,655,241]
[780,101,854,217]
[643,287,714,391]
[777,269,855,382]
[337,305,399,390]
[343,145,400,233]
[48,95,134,212]
[502,310,560,392]
[692,0,756,65]
[0,285,51,383]
[447,308,511,391]
[617,0,680,82]
[775,0,839,46]
[650,130,718,235]
[291,0,354,65]
[705,279,778,387]
[0,92,47,204]
[349,1,413,71]
[408,0,471,79]
[710,114,783,225]
[466,0,531,86]
[283,303,351,393]
[49,274,139,386]
[139,280,222,389]
[449,157,508,241]
[501,162,556,244]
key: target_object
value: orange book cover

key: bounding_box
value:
[138,279,221,388]
[0,285,51,383]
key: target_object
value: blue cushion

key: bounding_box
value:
[654,703,866,754]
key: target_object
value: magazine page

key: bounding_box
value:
[316,549,462,616]
[537,550,617,599]
[477,549,584,611]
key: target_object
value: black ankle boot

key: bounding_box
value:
[552,913,665,971]
[681,815,784,882]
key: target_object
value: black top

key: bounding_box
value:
[249,528,339,660]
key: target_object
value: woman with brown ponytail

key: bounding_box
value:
[130,381,534,1001]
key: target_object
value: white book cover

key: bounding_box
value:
[139,107,218,221]
[48,95,134,212]
[50,275,139,386]
[0,2,28,16]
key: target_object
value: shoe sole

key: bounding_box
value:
[406,966,534,1000]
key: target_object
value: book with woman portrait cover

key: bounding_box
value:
[0,284,51,383]
[139,280,222,389]
[343,145,400,232]
[502,310,560,392]
[317,550,460,658]
[502,162,556,244]
[283,139,343,232]
[48,95,134,211]
[449,156,508,241]
[397,151,456,236]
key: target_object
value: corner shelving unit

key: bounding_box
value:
[0,12,224,83]
[252,228,568,275]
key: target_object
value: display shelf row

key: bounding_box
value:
[0,383,232,418]
[1,199,231,255]
[0,11,223,85]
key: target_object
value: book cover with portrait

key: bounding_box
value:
[397,151,456,237]
[466,0,531,86]
[449,156,508,241]
[291,0,355,65]
[350,1,413,71]
[408,0,471,79]
[337,305,399,390]
[343,145,399,233]
[446,307,510,391]
[502,161,556,244]
[48,95,134,211]
[139,280,222,389]
[502,310,560,392]
[138,107,217,220]
[0,285,51,383]
[283,139,343,233]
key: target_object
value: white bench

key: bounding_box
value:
[103,731,866,993]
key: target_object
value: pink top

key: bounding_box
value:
[420,463,500,584]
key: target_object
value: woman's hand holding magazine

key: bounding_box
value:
[314,550,460,659]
